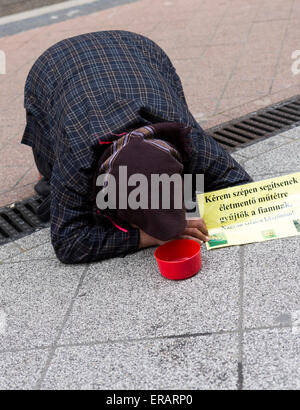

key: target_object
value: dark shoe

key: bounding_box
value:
[34,177,50,197]
[37,195,50,222]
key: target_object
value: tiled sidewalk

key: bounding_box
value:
[0,128,299,390]
[0,0,300,206]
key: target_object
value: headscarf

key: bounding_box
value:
[93,122,192,240]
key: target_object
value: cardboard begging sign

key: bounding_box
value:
[197,172,300,250]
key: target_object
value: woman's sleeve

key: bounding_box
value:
[188,126,253,192]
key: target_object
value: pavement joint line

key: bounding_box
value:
[35,263,90,390]
[0,331,237,356]
[253,18,293,23]
[215,87,298,118]
[1,256,57,264]
[0,234,52,261]
[0,0,100,25]
[268,0,296,95]
[0,344,50,355]
[0,323,296,356]
[54,329,238,349]
[271,83,300,97]
[12,241,24,251]
[244,323,295,333]
[214,81,300,120]
[209,41,249,47]
[11,165,35,190]
[0,245,20,262]
[216,99,264,117]
[213,4,262,116]
[0,180,38,196]
[237,245,245,390]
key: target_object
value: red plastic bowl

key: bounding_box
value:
[154,239,201,280]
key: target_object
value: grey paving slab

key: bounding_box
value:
[243,328,300,390]
[280,127,300,140]
[233,134,295,159]
[43,333,238,390]
[243,138,300,176]
[230,151,246,163]
[243,237,300,329]
[0,260,84,350]
[0,349,49,390]
[6,241,56,262]
[0,229,51,262]
[59,246,241,345]
[0,241,22,261]
[251,172,299,181]
[14,228,50,250]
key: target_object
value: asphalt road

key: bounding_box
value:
[0,0,66,17]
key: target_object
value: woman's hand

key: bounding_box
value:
[131,224,164,249]
[131,218,209,249]
[179,218,209,245]
[138,229,165,249]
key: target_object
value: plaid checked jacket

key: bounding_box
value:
[22,30,252,264]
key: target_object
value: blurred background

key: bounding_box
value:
[0,0,64,17]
